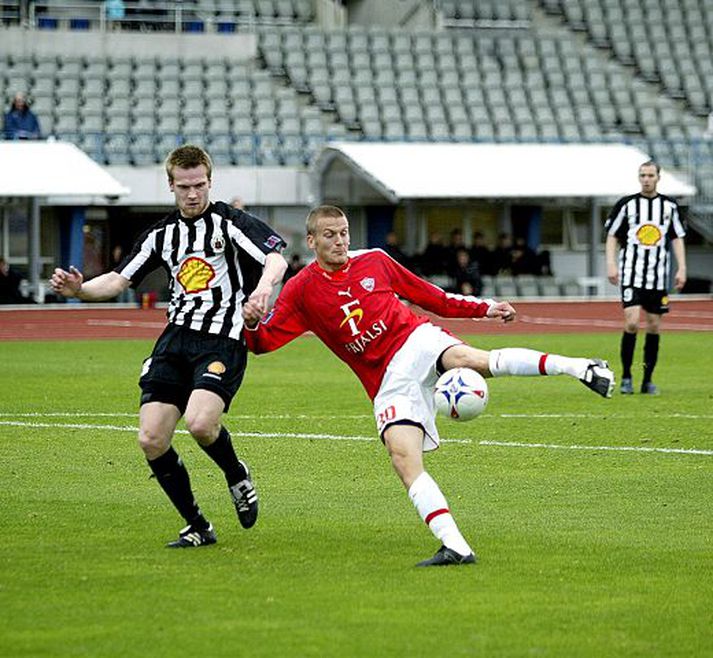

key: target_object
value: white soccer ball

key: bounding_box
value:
[434,368,489,421]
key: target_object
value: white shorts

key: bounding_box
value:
[373,323,462,452]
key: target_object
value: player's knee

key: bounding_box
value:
[624,321,639,334]
[184,412,219,443]
[138,426,168,457]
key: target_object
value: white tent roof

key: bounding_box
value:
[0,141,129,198]
[314,142,696,202]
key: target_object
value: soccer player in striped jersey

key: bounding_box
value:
[50,145,287,548]
[605,161,687,395]
[242,205,614,567]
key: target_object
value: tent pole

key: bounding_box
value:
[28,196,42,302]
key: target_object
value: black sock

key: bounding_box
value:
[621,332,637,380]
[200,426,247,486]
[642,333,660,385]
[148,447,208,529]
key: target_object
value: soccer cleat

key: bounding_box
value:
[580,359,615,398]
[620,378,634,395]
[166,523,217,548]
[229,460,258,529]
[640,382,659,395]
[416,545,477,567]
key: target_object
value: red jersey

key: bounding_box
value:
[244,249,494,399]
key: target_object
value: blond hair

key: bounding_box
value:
[165,145,213,183]
[306,205,346,235]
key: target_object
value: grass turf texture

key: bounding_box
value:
[1,333,711,657]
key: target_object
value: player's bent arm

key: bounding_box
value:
[75,271,131,302]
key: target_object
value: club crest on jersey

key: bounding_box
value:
[360,277,375,292]
[211,234,225,253]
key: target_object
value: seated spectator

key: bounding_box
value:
[469,231,493,276]
[283,253,305,283]
[418,232,448,276]
[452,248,483,296]
[3,92,41,140]
[511,237,539,276]
[0,257,27,303]
[383,231,411,269]
[445,227,466,276]
[491,232,513,274]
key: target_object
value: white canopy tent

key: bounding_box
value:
[312,142,696,202]
[312,142,696,281]
[0,141,129,299]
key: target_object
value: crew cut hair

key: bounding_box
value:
[306,205,346,235]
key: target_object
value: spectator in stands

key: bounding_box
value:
[3,92,41,140]
[510,237,539,276]
[491,232,513,274]
[452,248,482,296]
[110,245,135,303]
[0,257,26,303]
[383,231,411,269]
[283,253,305,283]
[418,232,448,276]
[469,231,493,276]
[106,0,126,29]
[231,196,246,210]
[445,228,466,276]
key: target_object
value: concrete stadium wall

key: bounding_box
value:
[0,26,257,61]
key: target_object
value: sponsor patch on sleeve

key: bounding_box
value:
[264,235,284,250]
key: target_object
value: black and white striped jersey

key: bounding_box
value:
[604,193,686,291]
[116,201,286,341]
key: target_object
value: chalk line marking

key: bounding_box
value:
[1,420,710,456]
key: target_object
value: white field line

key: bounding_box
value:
[2,412,713,420]
[517,315,713,331]
[1,419,711,456]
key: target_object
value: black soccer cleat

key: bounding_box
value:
[229,460,258,529]
[580,359,615,398]
[166,523,217,548]
[620,377,634,395]
[416,545,477,567]
[640,382,659,395]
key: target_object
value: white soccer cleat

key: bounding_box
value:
[580,359,615,398]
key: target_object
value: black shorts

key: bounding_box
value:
[139,324,247,413]
[621,287,670,315]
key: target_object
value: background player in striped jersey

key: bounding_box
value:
[242,205,614,567]
[50,145,287,548]
[605,161,687,395]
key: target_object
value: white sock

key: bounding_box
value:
[407,471,472,556]
[488,348,589,379]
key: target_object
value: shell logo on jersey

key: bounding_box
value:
[636,224,663,247]
[178,256,216,293]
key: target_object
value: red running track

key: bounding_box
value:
[1,298,712,341]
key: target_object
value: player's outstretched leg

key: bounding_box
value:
[486,348,615,398]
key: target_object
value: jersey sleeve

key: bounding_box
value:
[219,202,287,263]
[604,196,628,239]
[115,225,165,288]
[378,250,494,318]
[243,277,309,354]
[668,201,687,240]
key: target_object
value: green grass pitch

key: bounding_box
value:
[1,332,711,657]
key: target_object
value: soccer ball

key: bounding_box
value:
[434,368,489,421]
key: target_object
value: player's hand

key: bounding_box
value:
[247,283,273,317]
[50,266,83,298]
[242,299,264,328]
[487,301,516,323]
[674,269,687,291]
[607,264,619,286]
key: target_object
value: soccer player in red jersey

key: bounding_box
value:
[243,205,614,567]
